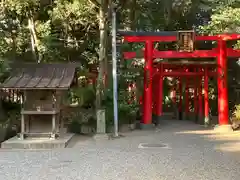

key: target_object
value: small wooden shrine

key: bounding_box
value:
[1,63,78,139]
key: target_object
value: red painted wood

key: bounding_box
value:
[123,50,219,59]
[156,63,163,116]
[220,34,240,40]
[121,32,240,126]
[142,41,153,124]
[178,78,182,113]
[185,72,190,115]
[217,40,229,125]
[124,36,176,42]
[159,63,216,68]
[194,68,198,116]
[123,34,240,42]
[152,72,159,115]
[198,76,203,119]
[123,49,240,59]
[227,48,240,57]
[161,71,216,76]
[153,49,218,58]
[172,87,176,104]
[204,68,209,122]
[123,51,137,59]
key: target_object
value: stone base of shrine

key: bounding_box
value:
[189,114,197,122]
[152,115,161,125]
[1,133,74,149]
[140,123,155,130]
[197,116,205,125]
[152,113,175,125]
[214,124,233,133]
[177,111,183,120]
[93,133,109,141]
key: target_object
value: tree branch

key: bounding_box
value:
[88,0,100,8]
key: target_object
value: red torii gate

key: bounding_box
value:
[152,62,215,124]
[121,31,240,130]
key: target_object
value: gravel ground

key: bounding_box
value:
[1,120,240,180]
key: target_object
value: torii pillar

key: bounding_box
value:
[194,68,198,123]
[154,63,163,125]
[141,40,154,129]
[204,67,209,126]
[184,72,190,120]
[215,39,232,132]
[178,77,183,120]
[198,76,203,124]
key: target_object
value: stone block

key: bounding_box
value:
[1,133,74,149]
[81,125,95,134]
[140,123,155,130]
[93,133,109,141]
[0,126,7,143]
[214,125,233,133]
[96,109,106,134]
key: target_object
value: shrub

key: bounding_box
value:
[69,120,82,134]
[232,104,240,121]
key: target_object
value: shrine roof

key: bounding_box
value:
[118,30,178,37]
[1,63,78,90]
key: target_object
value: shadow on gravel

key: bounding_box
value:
[66,134,93,148]
[169,119,240,155]
[66,119,240,157]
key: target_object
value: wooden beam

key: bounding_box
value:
[153,49,218,58]
[123,49,240,59]
[120,31,240,42]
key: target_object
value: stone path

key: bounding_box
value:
[1,120,240,180]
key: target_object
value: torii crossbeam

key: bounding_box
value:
[119,30,240,130]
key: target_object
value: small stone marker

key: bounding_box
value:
[96,109,106,133]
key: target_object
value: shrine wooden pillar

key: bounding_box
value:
[204,67,209,126]
[217,40,229,127]
[142,40,153,128]
[178,77,183,120]
[194,68,198,122]
[172,80,177,120]
[185,69,190,119]
[198,74,203,123]
[172,85,177,104]
[152,68,158,116]
[156,63,163,117]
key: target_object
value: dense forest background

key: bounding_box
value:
[0,0,240,134]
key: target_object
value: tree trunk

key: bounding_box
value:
[28,17,39,63]
[164,0,172,30]
[125,0,137,31]
[95,0,109,134]
[129,0,136,30]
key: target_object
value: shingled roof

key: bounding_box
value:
[1,63,78,90]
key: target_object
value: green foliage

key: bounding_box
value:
[199,7,240,34]
[0,59,11,82]
[87,116,96,129]
[0,0,99,63]
[0,0,239,126]
[69,119,82,134]
[104,87,139,130]
[232,104,240,120]
[69,85,96,108]
[2,100,21,112]
[49,0,99,62]
[197,1,240,113]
